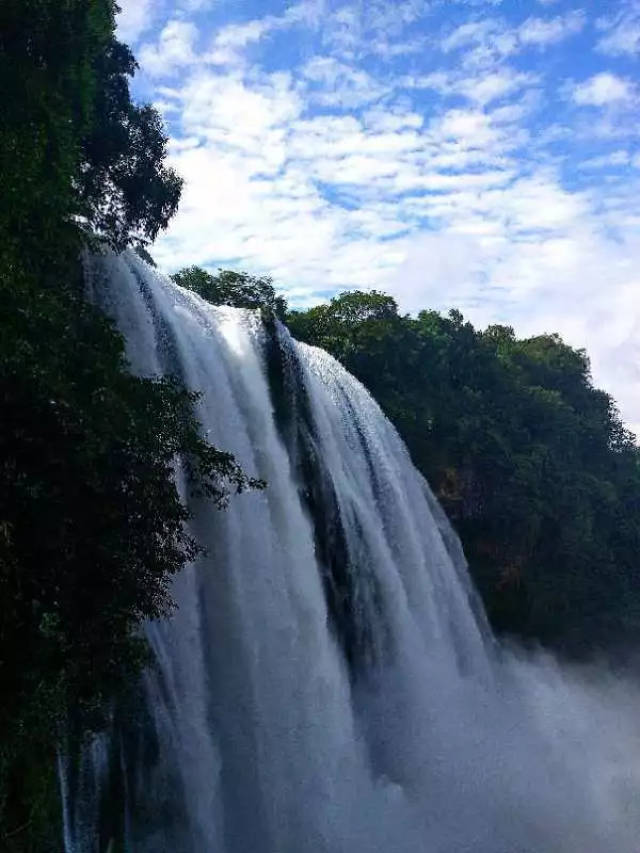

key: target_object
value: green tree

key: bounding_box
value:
[0,0,182,270]
[173,266,289,320]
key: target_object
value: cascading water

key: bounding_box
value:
[61,252,640,852]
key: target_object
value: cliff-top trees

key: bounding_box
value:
[172,267,289,320]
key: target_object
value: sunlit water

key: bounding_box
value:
[60,252,640,852]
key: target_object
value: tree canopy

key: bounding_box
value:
[172,266,289,320]
[288,292,640,658]
[0,0,183,268]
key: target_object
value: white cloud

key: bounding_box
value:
[441,20,507,53]
[116,0,154,44]
[205,0,325,65]
[178,70,301,157]
[597,2,640,56]
[362,108,424,132]
[135,1,327,74]
[579,150,631,170]
[150,57,528,288]
[518,11,585,46]
[302,56,390,107]
[572,73,635,107]
[406,68,537,106]
[441,10,584,67]
[180,0,214,10]
[468,70,536,104]
[150,52,528,303]
[139,21,199,77]
[207,19,273,65]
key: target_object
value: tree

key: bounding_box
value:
[0,0,182,267]
[173,266,289,320]
[77,39,183,249]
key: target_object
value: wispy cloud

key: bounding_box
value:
[116,0,155,44]
[404,67,538,106]
[441,10,585,66]
[302,56,391,107]
[139,20,199,77]
[579,150,632,169]
[597,1,640,56]
[206,0,325,65]
[572,72,635,106]
[518,11,585,47]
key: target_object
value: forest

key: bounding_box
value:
[1,1,639,850]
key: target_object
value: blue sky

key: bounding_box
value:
[117,0,640,430]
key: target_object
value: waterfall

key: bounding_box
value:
[61,252,640,852]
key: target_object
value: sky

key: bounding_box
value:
[117,0,640,432]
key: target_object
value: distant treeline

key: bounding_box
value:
[177,267,640,660]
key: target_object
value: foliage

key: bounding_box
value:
[0,0,183,268]
[288,292,640,658]
[172,266,289,320]
[0,1,256,849]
